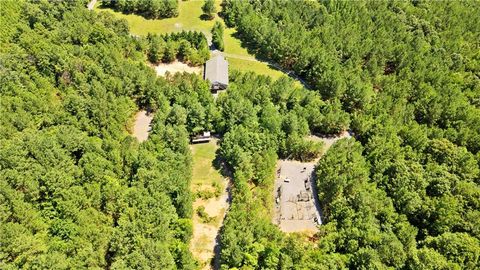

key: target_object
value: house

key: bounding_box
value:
[204,55,228,92]
[191,131,212,144]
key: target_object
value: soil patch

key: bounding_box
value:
[153,61,202,77]
[132,110,153,142]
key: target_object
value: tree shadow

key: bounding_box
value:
[210,139,232,270]
[200,14,214,21]
[212,144,232,179]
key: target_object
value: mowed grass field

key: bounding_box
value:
[191,140,223,188]
[94,0,286,79]
[95,0,222,35]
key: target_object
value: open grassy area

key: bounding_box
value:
[94,0,222,36]
[224,28,251,57]
[94,0,289,80]
[227,57,285,79]
[191,140,223,187]
[190,139,228,269]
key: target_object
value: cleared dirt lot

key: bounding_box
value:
[153,61,202,77]
[274,160,321,232]
[273,132,351,232]
[132,110,153,142]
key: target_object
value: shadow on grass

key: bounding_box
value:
[212,144,232,179]
[231,30,264,58]
[200,14,215,21]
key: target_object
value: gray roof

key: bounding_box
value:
[204,55,228,86]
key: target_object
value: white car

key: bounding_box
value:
[284,178,290,183]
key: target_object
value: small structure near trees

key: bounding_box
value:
[191,131,212,143]
[204,55,229,92]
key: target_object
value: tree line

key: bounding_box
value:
[211,21,224,51]
[142,31,210,65]
[101,0,178,19]
[1,0,479,269]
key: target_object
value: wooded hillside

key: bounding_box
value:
[0,1,214,269]
[1,1,479,269]
[216,0,480,269]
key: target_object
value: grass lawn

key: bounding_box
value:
[94,0,222,36]
[94,0,291,81]
[227,57,285,80]
[224,28,252,57]
[191,140,223,187]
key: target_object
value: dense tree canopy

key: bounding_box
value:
[143,31,210,65]
[202,0,216,20]
[1,0,479,269]
[0,1,215,269]
[216,1,480,269]
[211,21,224,51]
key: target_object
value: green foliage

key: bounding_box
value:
[145,30,209,65]
[281,134,324,162]
[2,1,480,269]
[218,1,480,269]
[101,0,179,19]
[216,72,352,268]
[195,189,216,200]
[212,21,224,51]
[196,205,214,223]
[201,0,216,20]
[0,2,204,269]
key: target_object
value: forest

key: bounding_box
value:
[0,1,213,269]
[216,0,480,269]
[1,0,479,270]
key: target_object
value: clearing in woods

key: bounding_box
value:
[152,61,202,77]
[190,139,230,269]
[131,110,153,142]
[93,0,286,79]
[273,132,352,233]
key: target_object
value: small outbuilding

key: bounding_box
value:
[191,131,212,144]
[204,55,228,92]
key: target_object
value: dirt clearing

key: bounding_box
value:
[132,110,153,142]
[153,61,202,77]
[273,131,352,232]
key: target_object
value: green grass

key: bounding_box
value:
[224,28,251,57]
[227,57,285,79]
[95,0,222,36]
[94,0,297,82]
[191,140,223,187]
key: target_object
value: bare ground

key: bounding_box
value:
[273,131,352,233]
[153,61,202,77]
[132,110,153,142]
